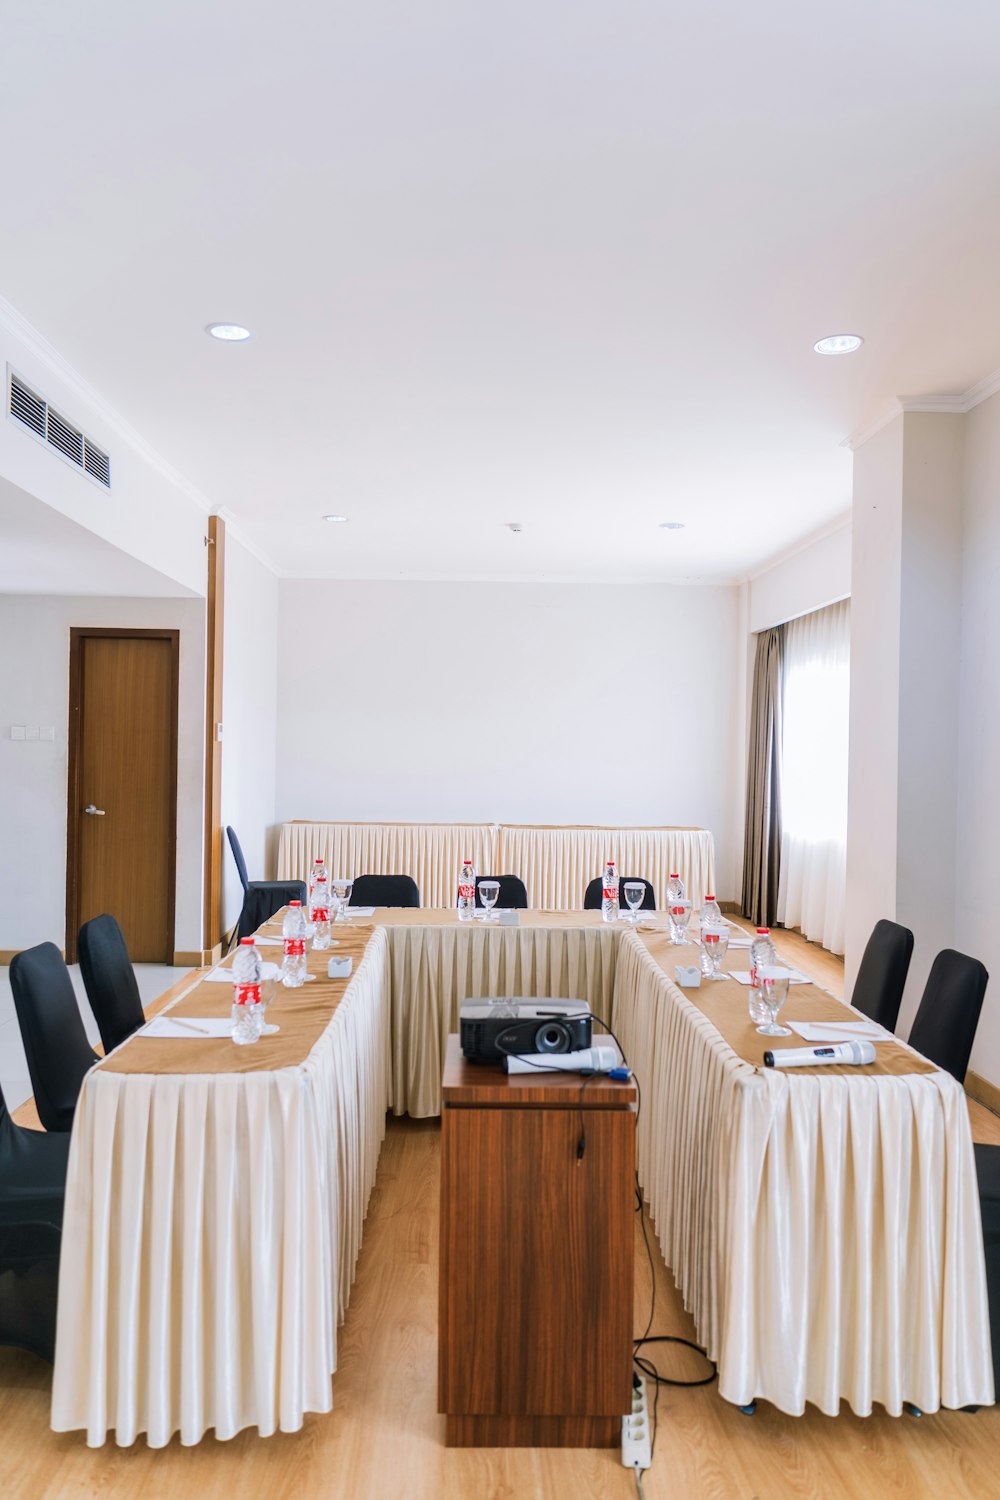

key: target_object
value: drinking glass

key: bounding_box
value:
[332,877,353,922]
[479,880,500,921]
[700,922,730,980]
[260,967,280,1035]
[757,975,791,1036]
[668,900,692,944]
[623,881,645,923]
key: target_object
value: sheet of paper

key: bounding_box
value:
[787,1020,887,1043]
[728,969,810,986]
[204,967,235,982]
[142,1016,233,1039]
[341,906,376,918]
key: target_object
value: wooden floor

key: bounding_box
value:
[2,929,1000,1498]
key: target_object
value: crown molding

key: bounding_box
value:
[846,361,1000,450]
[0,292,214,516]
[212,507,283,578]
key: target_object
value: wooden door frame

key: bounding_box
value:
[65,627,180,965]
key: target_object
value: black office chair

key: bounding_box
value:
[78,914,146,1055]
[973,1144,1000,1396]
[850,919,914,1031]
[0,1074,69,1362]
[475,875,528,910]
[907,949,989,1083]
[350,874,420,908]
[9,943,99,1133]
[226,826,308,939]
[583,876,655,912]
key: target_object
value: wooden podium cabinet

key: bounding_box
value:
[438,1036,636,1447]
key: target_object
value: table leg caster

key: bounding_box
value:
[904,1403,923,1418]
[738,1401,757,1416]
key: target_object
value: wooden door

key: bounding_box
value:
[66,630,179,963]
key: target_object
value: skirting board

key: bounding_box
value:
[0,947,65,965]
[173,946,221,968]
[966,1070,1000,1120]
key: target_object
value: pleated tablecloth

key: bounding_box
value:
[52,927,392,1448]
[612,931,995,1416]
[276,821,717,910]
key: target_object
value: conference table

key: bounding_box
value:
[51,909,994,1448]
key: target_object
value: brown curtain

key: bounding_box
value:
[742,627,784,927]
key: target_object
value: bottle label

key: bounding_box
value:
[284,938,305,957]
[458,883,474,901]
[312,906,330,922]
[670,905,686,917]
[704,933,720,946]
[235,982,261,1007]
[603,886,617,901]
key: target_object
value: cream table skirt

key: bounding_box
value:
[611,933,995,1416]
[276,821,717,910]
[52,928,392,1448]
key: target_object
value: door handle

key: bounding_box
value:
[84,804,106,816]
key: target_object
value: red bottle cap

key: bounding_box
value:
[756,927,769,934]
[240,937,255,945]
[705,894,715,901]
[289,900,302,907]
[670,872,680,879]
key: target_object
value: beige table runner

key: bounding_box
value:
[102,924,379,1075]
[636,930,935,1077]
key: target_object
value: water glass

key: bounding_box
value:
[332,877,353,922]
[700,922,730,980]
[757,975,791,1036]
[623,881,645,923]
[668,900,692,944]
[479,879,500,921]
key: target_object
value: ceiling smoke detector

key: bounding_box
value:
[505,522,524,533]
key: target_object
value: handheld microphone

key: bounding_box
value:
[504,1045,620,1075]
[763,1040,876,1069]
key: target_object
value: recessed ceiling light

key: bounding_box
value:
[206,323,252,342]
[659,521,685,530]
[813,334,863,355]
[323,514,349,523]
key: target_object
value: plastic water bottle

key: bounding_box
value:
[231,938,263,1044]
[666,872,686,906]
[282,900,308,987]
[308,856,328,903]
[749,927,777,1025]
[457,859,476,921]
[310,865,332,950]
[699,893,722,937]
[601,860,620,923]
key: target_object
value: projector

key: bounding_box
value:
[460,998,592,1063]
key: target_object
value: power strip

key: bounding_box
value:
[621,1375,652,1471]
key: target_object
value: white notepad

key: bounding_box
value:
[728,968,809,985]
[142,1016,233,1039]
[787,1020,887,1043]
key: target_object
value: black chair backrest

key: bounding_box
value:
[350,874,420,908]
[850,919,914,1031]
[9,943,99,1132]
[474,875,528,910]
[583,876,655,911]
[908,948,989,1083]
[78,914,145,1055]
[225,826,251,893]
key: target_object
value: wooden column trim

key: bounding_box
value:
[203,514,225,951]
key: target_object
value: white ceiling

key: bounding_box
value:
[3,1,1000,583]
[0,479,197,597]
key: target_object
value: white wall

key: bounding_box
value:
[956,392,1000,1083]
[0,594,206,954]
[275,579,743,899]
[845,418,904,990]
[220,536,279,932]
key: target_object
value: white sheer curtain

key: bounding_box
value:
[776,598,850,954]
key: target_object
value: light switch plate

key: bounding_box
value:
[11,725,25,741]
[25,725,39,742]
[40,726,55,741]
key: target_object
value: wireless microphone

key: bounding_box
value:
[504,1045,620,1075]
[763,1040,876,1069]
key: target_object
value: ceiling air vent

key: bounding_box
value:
[7,368,112,489]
